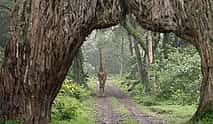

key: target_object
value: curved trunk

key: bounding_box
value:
[0,0,124,123]
[193,33,213,120]
[128,0,213,121]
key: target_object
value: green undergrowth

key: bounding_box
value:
[111,97,138,124]
[140,104,196,124]
[51,79,95,124]
[190,106,213,124]
[112,77,198,124]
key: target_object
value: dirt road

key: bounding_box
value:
[95,82,167,124]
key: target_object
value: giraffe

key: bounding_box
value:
[97,48,107,96]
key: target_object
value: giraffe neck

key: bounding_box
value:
[99,48,104,72]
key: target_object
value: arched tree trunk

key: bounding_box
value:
[0,0,212,123]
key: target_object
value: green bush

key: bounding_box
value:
[120,47,201,105]
[59,80,90,100]
[51,79,92,122]
[153,48,201,105]
[197,112,213,124]
[52,96,82,121]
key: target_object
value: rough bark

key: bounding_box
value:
[128,0,213,121]
[194,33,213,120]
[0,0,124,123]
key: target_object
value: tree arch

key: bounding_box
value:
[0,0,212,123]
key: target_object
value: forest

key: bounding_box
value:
[0,0,212,124]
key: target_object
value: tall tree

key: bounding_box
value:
[146,31,153,64]
[0,0,124,123]
[162,33,170,59]
[131,36,144,83]
[72,48,85,84]
[120,36,124,78]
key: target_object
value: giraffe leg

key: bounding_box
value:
[99,81,103,96]
[102,79,106,96]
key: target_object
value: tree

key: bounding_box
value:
[120,36,125,78]
[131,36,144,83]
[0,0,125,123]
[72,48,85,84]
[123,18,160,94]
[0,0,212,123]
[128,0,213,122]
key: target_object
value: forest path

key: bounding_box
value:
[95,81,167,124]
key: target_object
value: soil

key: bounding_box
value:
[95,81,168,124]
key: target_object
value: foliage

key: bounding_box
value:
[59,79,90,100]
[153,48,201,105]
[197,112,213,124]
[51,79,94,123]
[52,96,81,120]
[119,47,201,106]
[0,0,15,48]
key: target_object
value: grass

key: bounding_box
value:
[51,96,95,124]
[51,79,97,124]
[111,76,197,124]
[68,98,95,124]
[111,97,138,124]
[139,104,196,124]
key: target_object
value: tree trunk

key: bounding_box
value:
[0,0,124,123]
[132,36,145,84]
[128,33,134,56]
[193,32,213,121]
[147,31,153,64]
[120,37,124,78]
[162,33,170,59]
[72,48,85,84]
[142,54,150,93]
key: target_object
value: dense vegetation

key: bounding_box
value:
[51,80,95,124]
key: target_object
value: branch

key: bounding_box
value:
[123,21,146,51]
